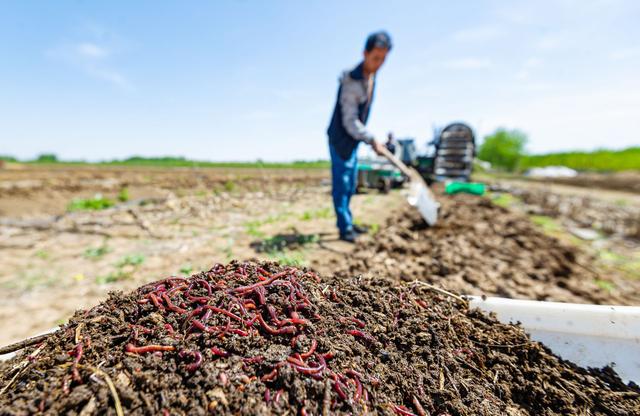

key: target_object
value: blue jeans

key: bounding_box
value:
[329,143,358,235]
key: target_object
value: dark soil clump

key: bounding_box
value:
[1,261,638,415]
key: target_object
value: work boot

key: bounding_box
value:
[339,230,358,243]
[352,224,369,234]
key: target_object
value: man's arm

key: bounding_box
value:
[339,79,375,144]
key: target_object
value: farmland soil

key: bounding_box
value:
[314,193,640,305]
[1,261,638,415]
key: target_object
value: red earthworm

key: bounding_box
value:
[164,323,174,334]
[201,308,213,324]
[301,408,308,416]
[161,293,187,313]
[267,305,281,323]
[162,409,169,416]
[125,343,175,353]
[137,298,149,304]
[219,372,229,386]
[332,380,348,401]
[191,319,212,333]
[256,314,296,335]
[70,342,83,382]
[226,328,250,336]
[254,286,267,305]
[286,356,306,367]
[412,396,426,416]
[346,372,363,402]
[62,376,71,395]
[415,299,428,309]
[166,283,188,296]
[264,388,271,402]
[340,317,366,328]
[392,405,417,416]
[274,389,283,405]
[290,334,300,348]
[195,278,213,295]
[202,305,251,324]
[300,339,317,359]
[243,356,264,364]
[148,293,165,310]
[346,369,364,379]
[256,267,271,277]
[165,277,188,286]
[322,352,334,360]
[229,271,285,294]
[347,329,376,343]
[179,350,203,372]
[261,369,278,382]
[289,355,326,375]
[210,346,229,357]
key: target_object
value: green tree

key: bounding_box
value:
[35,153,58,163]
[478,129,527,171]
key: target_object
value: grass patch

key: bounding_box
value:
[243,212,292,238]
[269,250,306,266]
[300,207,333,221]
[96,270,131,284]
[258,234,319,253]
[594,279,616,292]
[116,254,145,267]
[117,187,130,202]
[84,244,110,260]
[35,249,49,260]
[530,215,562,234]
[223,180,236,192]
[490,192,520,208]
[179,264,193,276]
[67,194,115,211]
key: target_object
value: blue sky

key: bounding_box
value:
[1,0,639,162]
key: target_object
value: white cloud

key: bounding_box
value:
[609,47,640,60]
[76,42,109,59]
[452,26,503,42]
[515,57,543,80]
[443,58,492,70]
[46,27,131,90]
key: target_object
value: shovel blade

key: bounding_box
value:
[407,181,439,226]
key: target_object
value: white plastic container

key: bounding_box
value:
[468,296,640,384]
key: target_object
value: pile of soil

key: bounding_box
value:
[500,185,640,240]
[319,194,637,305]
[1,261,638,415]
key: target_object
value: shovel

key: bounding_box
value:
[378,146,439,225]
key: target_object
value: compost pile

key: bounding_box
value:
[325,194,633,305]
[1,261,638,415]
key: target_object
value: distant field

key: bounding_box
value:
[0,156,331,169]
[520,147,640,172]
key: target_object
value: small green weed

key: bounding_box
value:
[67,194,114,211]
[117,187,130,202]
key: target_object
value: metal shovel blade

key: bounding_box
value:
[378,146,439,225]
[406,171,439,226]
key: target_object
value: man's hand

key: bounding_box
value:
[370,140,385,156]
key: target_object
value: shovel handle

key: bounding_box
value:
[377,146,415,179]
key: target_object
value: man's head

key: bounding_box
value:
[387,132,394,143]
[363,31,392,75]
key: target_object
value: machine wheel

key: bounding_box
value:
[378,177,391,194]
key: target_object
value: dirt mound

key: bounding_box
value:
[1,261,638,415]
[320,194,636,305]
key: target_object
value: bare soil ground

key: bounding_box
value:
[0,166,403,347]
[1,166,640,414]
